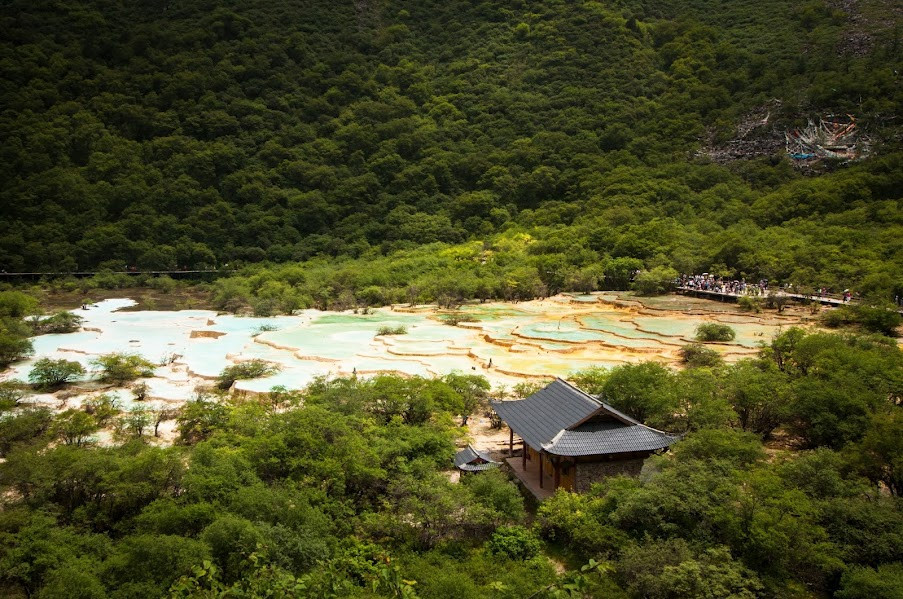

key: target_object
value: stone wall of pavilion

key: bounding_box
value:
[574,457,645,493]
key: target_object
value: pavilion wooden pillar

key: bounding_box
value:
[509,428,514,456]
[553,456,561,489]
[521,441,527,470]
[538,451,544,489]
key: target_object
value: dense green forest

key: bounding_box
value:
[1,0,902,301]
[1,326,902,598]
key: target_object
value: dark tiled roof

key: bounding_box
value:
[490,378,678,457]
[491,378,600,450]
[544,424,678,457]
[454,444,500,472]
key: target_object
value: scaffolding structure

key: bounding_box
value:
[785,114,869,161]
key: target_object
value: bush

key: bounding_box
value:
[0,330,33,366]
[28,358,85,389]
[440,312,478,326]
[30,311,84,334]
[678,343,724,368]
[51,409,100,446]
[487,526,542,560]
[132,382,150,401]
[0,380,27,411]
[695,323,736,342]
[84,393,122,426]
[92,353,156,384]
[147,275,179,293]
[836,564,903,599]
[737,296,762,313]
[0,407,52,455]
[85,271,133,290]
[0,291,39,318]
[672,429,766,466]
[617,540,763,599]
[217,360,280,389]
[764,292,790,311]
[632,266,678,296]
[375,325,407,336]
[821,304,902,336]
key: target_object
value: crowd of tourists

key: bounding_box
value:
[676,274,860,303]
[677,274,770,296]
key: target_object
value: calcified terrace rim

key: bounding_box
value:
[3,293,818,405]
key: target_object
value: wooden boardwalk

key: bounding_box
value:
[677,287,903,314]
[676,286,852,307]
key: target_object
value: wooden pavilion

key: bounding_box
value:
[491,378,677,496]
[454,444,501,473]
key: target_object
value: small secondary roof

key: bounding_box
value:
[454,444,500,472]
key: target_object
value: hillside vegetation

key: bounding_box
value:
[1,327,902,598]
[1,0,901,301]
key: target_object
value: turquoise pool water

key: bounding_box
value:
[4,296,798,401]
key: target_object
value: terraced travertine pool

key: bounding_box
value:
[3,293,816,406]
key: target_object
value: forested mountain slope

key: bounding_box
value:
[1,0,901,296]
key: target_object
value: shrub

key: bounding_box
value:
[0,407,52,455]
[375,325,407,336]
[695,323,736,342]
[0,291,39,318]
[217,360,280,389]
[678,343,724,368]
[51,409,99,446]
[487,526,542,560]
[672,429,766,466]
[737,296,762,313]
[92,353,156,384]
[440,312,477,326]
[28,358,85,389]
[0,380,27,411]
[85,271,132,290]
[764,292,790,311]
[821,304,902,336]
[632,266,678,296]
[147,275,178,293]
[836,564,903,599]
[132,381,150,401]
[84,393,122,426]
[0,325,34,366]
[30,311,84,334]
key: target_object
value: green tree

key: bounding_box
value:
[601,362,675,426]
[695,323,736,342]
[0,291,39,318]
[617,541,763,599]
[851,410,903,496]
[723,360,791,437]
[443,373,490,425]
[677,343,723,368]
[0,380,27,411]
[91,353,156,384]
[30,311,84,334]
[487,525,541,560]
[0,327,34,366]
[217,360,279,389]
[633,266,679,296]
[51,409,99,446]
[28,357,85,389]
[836,564,903,599]
[176,395,230,445]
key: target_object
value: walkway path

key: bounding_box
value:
[675,286,853,307]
